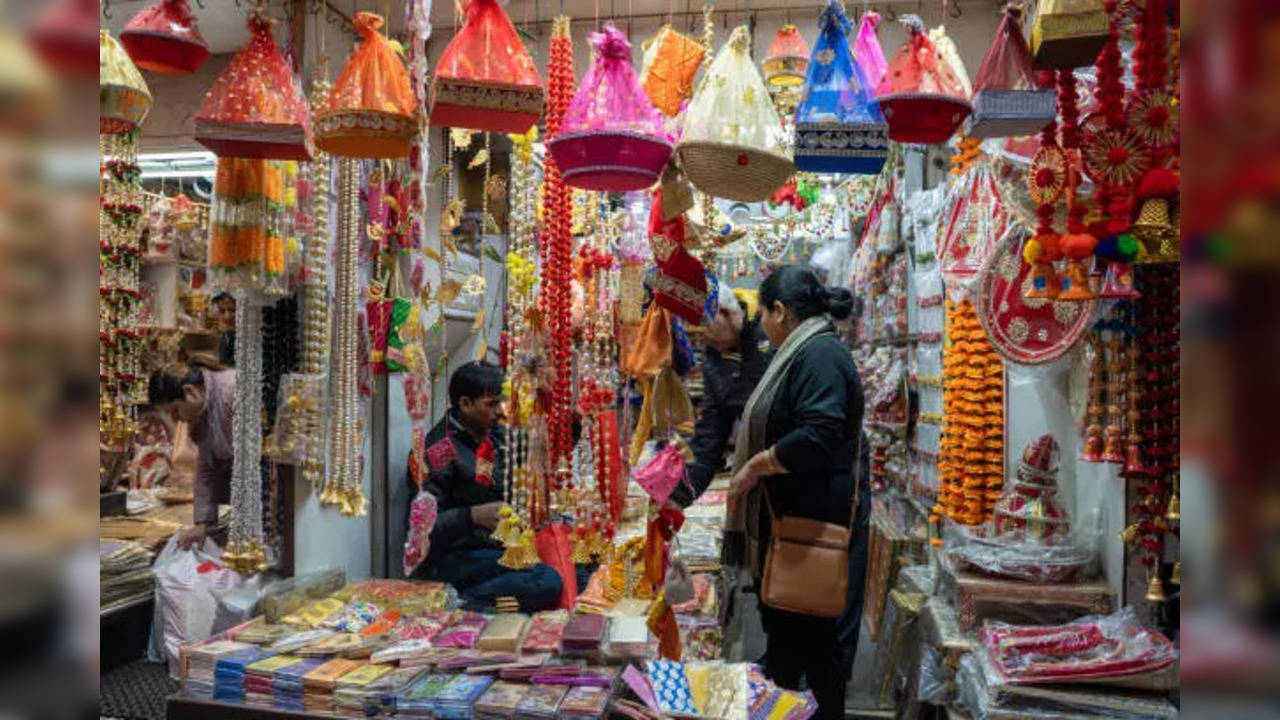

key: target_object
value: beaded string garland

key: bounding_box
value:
[540,15,576,518]
[100,131,145,449]
[933,298,1004,527]
[226,291,268,574]
[297,75,333,494]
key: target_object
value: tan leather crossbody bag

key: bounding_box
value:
[760,433,861,619]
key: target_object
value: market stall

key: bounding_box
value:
[93,0,1180,717]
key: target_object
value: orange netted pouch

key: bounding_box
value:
[316,12,417,159]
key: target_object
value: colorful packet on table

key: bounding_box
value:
[474,680,528,718]
[270,628,337,653]
[397,611,453,641]
[433,610,490,649]
[281,597,345,627]
[515,684,569,718]
[522,610,570,653]
[647,659,697,715]
[559,685,611,719]
[478,613,529,652]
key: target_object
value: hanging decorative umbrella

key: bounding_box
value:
[29,0,99,76]
[193,13,313,160]
[120,0,210,75]
[100,30,152,135]
[762,24,809,89]
[316,12,417,159]
[966,5,1056,138]
[429,0,544,133]
[792,0,887,175]
[852,10,889,92]
[548,23,672,192]
[874,15,972,144]
[676,25,794,202]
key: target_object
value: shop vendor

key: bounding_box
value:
[406,361,563,612]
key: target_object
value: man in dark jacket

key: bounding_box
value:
[407,361,562,611]
[668,286,773,508]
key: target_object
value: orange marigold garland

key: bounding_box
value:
[935,299,1004,526]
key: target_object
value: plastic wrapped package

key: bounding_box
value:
[979,607,1177,684]
[896,564,937,596]
[871,589,925,708]
[956,650,1179,720]
[259,568,347,622]
[547,23,672,192]
[434,611,491,649]
[193,14,312,160]
[264,372,326,464]
[944,521,1096,584]
[676,25,794,202]
[120,0,209,74]
[917,645,952,706]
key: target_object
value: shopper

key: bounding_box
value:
[668,284,772,508]
[406,361,563,611]
[211,291,236,367]
[147,332,235,551]
[726,265,871,720]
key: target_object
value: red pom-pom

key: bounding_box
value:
[1033,231,1062,261]
[1137,167,1179,200]
[1060,232,1098,260]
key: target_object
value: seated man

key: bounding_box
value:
[407,361,562,611]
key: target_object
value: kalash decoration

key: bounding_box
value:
[676,25,795,202]
[762,23,810,111]
[315,13,417,159]
[547,22,673,193]
[874,15,972,144]
[791,0,888,175]
[119,0,210,75]
[193,12,314,161]
[429,0,544,133]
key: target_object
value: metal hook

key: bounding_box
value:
[102,0,112,20]
[310,0,321,16]
[948,0,962,18]
[193,0,205,10]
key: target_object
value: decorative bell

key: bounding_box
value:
[1132,197,1172,255]
[1098,261,1141,299]
[1145,573,1168,603]
[1170,561,1180,586]
[1166,492,1180,522]
[1057,259,1096,301]
[1025,262,1061,299]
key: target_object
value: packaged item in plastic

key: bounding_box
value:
[434,611,491,649]
[521,610,570,654]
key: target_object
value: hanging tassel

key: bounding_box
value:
[647,592,682,661]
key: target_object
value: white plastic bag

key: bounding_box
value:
[148,534,242,678]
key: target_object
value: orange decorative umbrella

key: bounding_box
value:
[315,12,417,159]
[429,0,544,133]
[193,13,313,161]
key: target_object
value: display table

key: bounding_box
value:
[168,695,331,720]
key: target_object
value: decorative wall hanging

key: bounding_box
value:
[639,25,706,117]
[649,190,708,325]
[762,24,809,89]
[207,157,298,300]
[938,161,1008,290]
[100,30,152,134]
[193,13,314,161]
[874,16,972,144]
[1030,0,1110,70]
[677,25,795,202]
[99,131,145,450]
[316,13,416,159]
[547,23,673,192]
[430,0,544,133]
[792,0,887,175]
[120,0,210,75]
[976,225,1093,365]
[966,5,1056,138]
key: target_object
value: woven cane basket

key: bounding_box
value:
[676,141,795,202]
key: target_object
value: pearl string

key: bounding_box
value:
[227,291,266,573]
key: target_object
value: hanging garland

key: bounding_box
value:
[226,292,266,574]
[100,130,145,451]
[299,75,333,495]
[326,158,368,516]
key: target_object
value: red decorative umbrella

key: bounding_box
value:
[28,0,98,77]
[874,15,971,144]
[120,0,210,75]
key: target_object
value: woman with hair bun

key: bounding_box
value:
[147,331,235,549]
[725,265,870,719]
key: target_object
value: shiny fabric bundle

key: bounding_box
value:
[316,12,417,158]
[792,0,888,174]
[873,16,972,144]
[548,23,672,191]
[100,30,152,134]
[965,6,1056,138]
[429,0,544,133]
[120,0,209,74]
[193,13,313,160]
[676,26,795,202]
[639,25,706,116]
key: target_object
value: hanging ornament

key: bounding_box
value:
[677,25,795,202]
[100,30,153,135]
[966,4,1057,138]
[792,0,888,175]
[852,11,889,92]
[120,0,210,75]
[327,158,368,515]
[429,0,544,133]
[207,158,299,300]
[1030,0,1110,70]
[316,13,417,159]
[638,25,706,117]
[31,0,99,76]
[193,13,313,160]
[226,292,268,575]
[762,24,810,90]
[873,16,972,144]
[547,23,673,192]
